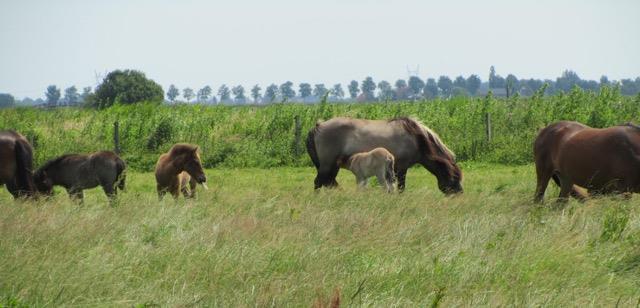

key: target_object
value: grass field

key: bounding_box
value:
[1,163,639,306]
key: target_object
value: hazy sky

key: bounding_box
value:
[1,0,639,99]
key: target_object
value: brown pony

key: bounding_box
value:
[33,151,126,203]
[155,143,207,200]
[0,130,35,198]
[534,121,640,202]
[307,117,462,194]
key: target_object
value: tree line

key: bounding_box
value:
[1,67,640,108]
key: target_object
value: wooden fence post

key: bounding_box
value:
[114,121,121,154]
[294,115,302,156]
[484,112,492,143]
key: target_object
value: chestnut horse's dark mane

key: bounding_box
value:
[169,143,198,156]
[621,122,640,131]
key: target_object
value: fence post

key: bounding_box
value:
[114,120,121,154]
[294,115,302,156]
[484,112,492,143]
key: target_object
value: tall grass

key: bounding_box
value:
[1,87,638,171]
[1,165,639,306]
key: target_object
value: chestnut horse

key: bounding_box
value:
[0,130,35,198]
[33,151,126,204]
[343,147,396,193]
[155,143,207,200]
[307,117,462,194]
[534,121,640,202]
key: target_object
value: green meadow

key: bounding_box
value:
[2,164,639,306]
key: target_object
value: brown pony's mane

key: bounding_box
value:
[168,143,199,157]
[390,117,455,159]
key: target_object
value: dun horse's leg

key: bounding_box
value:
[189,177,197,198]
[315,164,337,189]
[396,169,407,192]
[328,164,340,188]
[102,183,117,205]
[356,177,368,189]
[534,165,552,203]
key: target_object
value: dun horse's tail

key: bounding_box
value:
[14,139,35,197]
[306,123,321,170]
[385,156,396,183]
[115,157,126,191]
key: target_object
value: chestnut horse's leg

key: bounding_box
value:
[534,164,552,203]
[556,175,574,203]
[551,174,587,201]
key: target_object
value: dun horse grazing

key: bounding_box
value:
[343,147,396,192]
[534,121,640,202]
[155,143,207,200]
[33,151,126,203]
[0,130,35,199]
[307,117,462,194]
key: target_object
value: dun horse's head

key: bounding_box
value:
[175,145,207,184]
[421,130,463,195]
[33,169,54,196]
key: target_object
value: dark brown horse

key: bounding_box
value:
[33,151,126,204]
[534,121,640,202]
[155,143,207,200]
[307,117,462,194]
[0,130,35,198]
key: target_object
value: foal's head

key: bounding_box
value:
[33,168,54,196]
[170,144,207,184]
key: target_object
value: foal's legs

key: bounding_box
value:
[67,188,84,204]
[356,176,368,189]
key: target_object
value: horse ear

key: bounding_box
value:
[192,146,199,153]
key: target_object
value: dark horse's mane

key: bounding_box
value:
[168,143,198,157]
[38,154,79,172]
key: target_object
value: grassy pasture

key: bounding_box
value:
[1,164,640,306]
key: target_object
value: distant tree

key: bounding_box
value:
[525,79,544,94]
[313,84,328,98]
[505,74,519,97]
[0,93,15,108]
[394,79,408,100]
[45,85,61,107]
[251,85,262,103]
[197,85,212,103]
[424,78,438,98]
[620,79,639,95]
[232,85,246,103]
[488,66,505,89]
[361,77,376,101]
[183,87,194,102]
[299,83,312,98]
[63,86,79,106]
[167,85,180,102]
[556,70,581,92]
[80,86,92,103]
[452,87,469,97]
[599,75,610,87]
[93,69,163,108]
[408,76,425,98]
[466,75,481,95]
[453,76,466,89]
[217,85,231,102]
[19,97,35,106]
[348,80,360,99]
[377,80,395,100]
[437,76,453,97]
[279,81,295,101]
[331,83,344,100]
[264,84,279,103]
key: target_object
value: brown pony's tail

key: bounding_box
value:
[306,123,320,170]
[14,139,35,197]
[115,157,126,191]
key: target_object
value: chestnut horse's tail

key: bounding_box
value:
[306,123,320,170]
[115,156,126,191]
[14,139,35,197]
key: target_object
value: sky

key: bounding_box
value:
[1,0,639,99]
